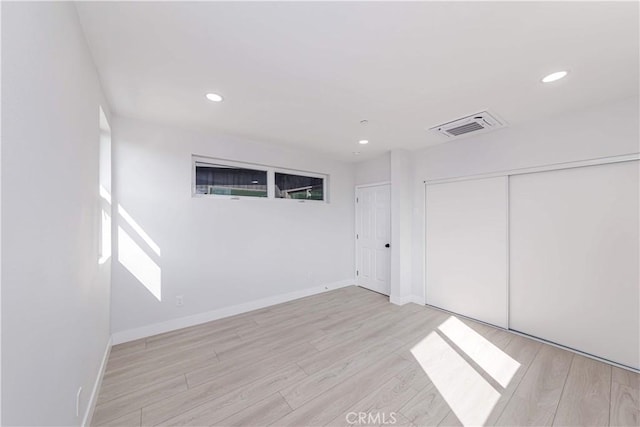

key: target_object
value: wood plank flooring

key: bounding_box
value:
[92,286,639,426]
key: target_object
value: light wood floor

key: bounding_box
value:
[92,286,639,427]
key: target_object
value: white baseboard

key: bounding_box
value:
[111,279,355,345]
[406,295,425,305]
[82,337,112,427]
[390,294,424,306]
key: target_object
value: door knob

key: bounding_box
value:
[385,243,390,248]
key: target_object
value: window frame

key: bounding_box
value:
[272,168,327,203]
[192,155,328,203]
[192,159,270,200]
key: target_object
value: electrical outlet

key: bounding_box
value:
[76,387,82,417]
[175,295,184,307]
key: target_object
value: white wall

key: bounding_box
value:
[110,116,355,337]
[390,150,413,305]
[411,96,639,300]
[355,152,390,186]
[414,97,639,181]
[0,3,4,422]
[1,3,112,425]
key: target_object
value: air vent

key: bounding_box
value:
[430,111,506,138]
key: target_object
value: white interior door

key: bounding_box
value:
[425,176,508,328]
[356,184,391,296]
[510,160,639,369]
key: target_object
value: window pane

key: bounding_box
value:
[195,165,267,197]
[275,172,324,200]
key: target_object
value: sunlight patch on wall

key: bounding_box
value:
[99,185,112,204]
[98,185,112,265]
[118,226,161,301]
[98,104,112,265]
[118,205,161,256]
[98,209,111,265]
[438,317,520,388]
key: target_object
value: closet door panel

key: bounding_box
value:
[426,176,508,328]
[510,160,639,369]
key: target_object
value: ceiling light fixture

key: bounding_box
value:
[352,151,361,155]
[358,120,369,146]
[541,71,568,83]
[205,93,224,102]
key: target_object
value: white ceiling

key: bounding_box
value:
[76,1,639,162]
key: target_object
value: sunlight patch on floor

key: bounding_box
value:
[438,316,520,388]
[411,316,521,426]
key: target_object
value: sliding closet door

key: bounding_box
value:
[510,160,639,369]
[426,177,508,328]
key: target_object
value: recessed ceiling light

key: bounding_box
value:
[205,93,223,102]
[359,140,369,145]
[541,71,568,83]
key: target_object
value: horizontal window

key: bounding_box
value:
[195,164,267,198]
[193,157,327,202]
[275,172,324,201]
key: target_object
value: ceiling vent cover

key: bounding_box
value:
[430,111,506,138]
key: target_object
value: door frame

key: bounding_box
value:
[355,181,391,295]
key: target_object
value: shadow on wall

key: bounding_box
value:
[99,185,162,301]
